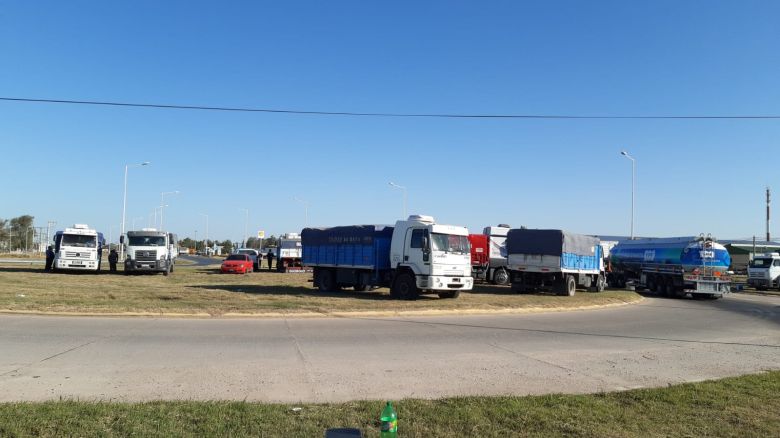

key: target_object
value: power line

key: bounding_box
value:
[1,96,779,120]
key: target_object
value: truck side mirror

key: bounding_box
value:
[421,236,430,252]
[120,236,124,244]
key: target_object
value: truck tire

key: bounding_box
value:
[391,273,419,300]
[492,268,509,286]
[665,280,678,298]
[318,269,337,292]
[558,275,576,296]
[594,274,606,292]
[438,290,460,299]
[354,284,369,292]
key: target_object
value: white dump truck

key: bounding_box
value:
[123,228,175,275]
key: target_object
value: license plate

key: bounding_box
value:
[452,278,460,282]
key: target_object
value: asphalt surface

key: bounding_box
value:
[0,294,778,402]
[177,254,221,266]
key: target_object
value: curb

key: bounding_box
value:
[0,296,644,319]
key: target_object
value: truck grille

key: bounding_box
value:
[65,251,90,259]
[135,250,157,261]
[748,271,766,278]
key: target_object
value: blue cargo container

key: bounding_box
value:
[302,225,395,289]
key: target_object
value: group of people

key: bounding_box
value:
[43,246,120,273]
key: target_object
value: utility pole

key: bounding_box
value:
[767,186,771,242]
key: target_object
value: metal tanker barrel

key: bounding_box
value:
[610,236,731,274]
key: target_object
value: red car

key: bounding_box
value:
[221,254,254,274]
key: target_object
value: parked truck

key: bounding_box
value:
[302,215,474,300]
[608,235,731,298]
[507,229,605,296]
[123,228,175,275]
[469,224,511,285]
[277,232,304,272]
[52,224,105,272]
[746,252,780,291]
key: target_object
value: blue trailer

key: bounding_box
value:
[302,225,396,292]
[506,229,605,296]
[609,235,731,298]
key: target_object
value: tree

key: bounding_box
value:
[262,235,278,248]
[221,239,234,255]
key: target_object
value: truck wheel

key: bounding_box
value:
[318,269,337,292]
[596,275,606,292]
[654,277,665,296]
[492,268,509,286]
[438,290,460,299]
[558,275,576,296]
[665,280,678,298]
[391,273,419,300]
[354,284,369,292]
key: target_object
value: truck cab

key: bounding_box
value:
[53,224,104,272]
[124,228,174,275]
[277,233,303,272]
[389,215,473,295]
[747,253,780,290]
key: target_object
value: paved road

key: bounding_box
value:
[178,254,221,267]
[1,294,778,402]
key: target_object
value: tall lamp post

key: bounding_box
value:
[121,161,150,260]
[388,182,408,218]
[160,190,180,231]
[620,151,636,240]
[239,208,249,248]
[293,197,309,227]
[199,213,209,256]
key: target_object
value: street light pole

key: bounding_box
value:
[199,213,209,256]
[388,182,408,218]
[121,161,150,260]
[239,208,248,248]
[160,190,179,231]
[293,197,309,227]
[620,151,636,239]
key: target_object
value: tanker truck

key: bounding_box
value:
[302,215,473,300]
[608,235,731,298]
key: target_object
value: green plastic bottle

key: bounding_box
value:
[380,401,398,437]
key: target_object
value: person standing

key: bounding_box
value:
[108,249,119,273]
[44,245,55,272]
[267,250,275,271]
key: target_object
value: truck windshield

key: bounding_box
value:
[128,236,167,246]
[750,258,773,268]
[61,234,96,248]
[431,233,470,254]
[280,240,301,249]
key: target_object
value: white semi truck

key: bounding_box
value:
[747,252,780,291]
[52,224,105,272]
[302,215,474,300]
[123,228,175,275]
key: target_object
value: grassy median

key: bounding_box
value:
[1,371,778,437]
[0,264,640,315]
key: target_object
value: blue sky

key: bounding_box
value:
[1,1,779,243]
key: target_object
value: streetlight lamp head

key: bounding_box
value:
[141,161,150,166]
[620,151,628,156]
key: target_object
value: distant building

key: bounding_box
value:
[720,240,780,273]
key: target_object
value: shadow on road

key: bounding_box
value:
[190,284,436,301]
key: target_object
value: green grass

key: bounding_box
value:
[0,265,641,315]
[1,372,778,437]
